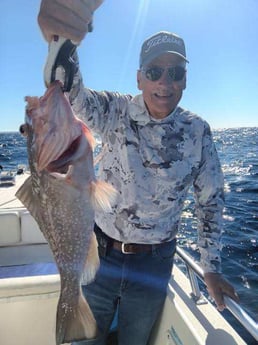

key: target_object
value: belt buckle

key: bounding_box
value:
[121,243,134,254]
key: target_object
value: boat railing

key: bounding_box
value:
[175,246,258,341]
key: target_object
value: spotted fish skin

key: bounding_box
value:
[16,81,116,344]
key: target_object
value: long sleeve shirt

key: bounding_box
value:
[69,71,224,273]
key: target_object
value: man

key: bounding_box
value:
[38,1,239,344]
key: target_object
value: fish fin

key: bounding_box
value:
[90,180,117,212]
[48,164,73,183]
[50,165,76,183]
[81,233,100,285]
[15,176,39,219]
[49,171,67,181]
[56,287,98,344]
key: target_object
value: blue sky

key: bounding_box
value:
[1,0,258,131]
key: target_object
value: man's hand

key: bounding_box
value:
[204,272,239,311]
[38,0,103,42]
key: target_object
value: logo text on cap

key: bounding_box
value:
[144,34,183,53]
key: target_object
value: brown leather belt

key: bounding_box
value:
[112,239,160,254]
[94,223,172,255]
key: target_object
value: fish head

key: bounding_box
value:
[23,81,82,172]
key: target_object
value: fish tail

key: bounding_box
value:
[56,287,97,344]
[90,180,117,212]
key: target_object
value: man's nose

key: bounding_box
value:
[158,70,174,85]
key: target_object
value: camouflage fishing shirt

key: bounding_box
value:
[70,72,224,273]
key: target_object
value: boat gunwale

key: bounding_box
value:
[175,246,258,342]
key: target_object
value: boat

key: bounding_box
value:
[0,170,16,187]
[0,172,257,345]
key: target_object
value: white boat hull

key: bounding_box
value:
[0,267,247,345]
[0,275,60,345]
[150,267,246,345]
[0,173,253,345]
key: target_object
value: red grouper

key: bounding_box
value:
[16,81,117,345]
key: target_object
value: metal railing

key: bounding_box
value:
[175,246,258,341]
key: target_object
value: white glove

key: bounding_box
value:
[38,0,103,42]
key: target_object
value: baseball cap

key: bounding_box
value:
[139,31,189,67]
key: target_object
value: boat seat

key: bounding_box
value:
[0,212,21,245]
[0,210,47,246]
[20,211,46,244]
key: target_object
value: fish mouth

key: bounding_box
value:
[24,82,83,173]
[46,135,82,174]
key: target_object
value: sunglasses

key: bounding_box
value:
[141,65,186,82]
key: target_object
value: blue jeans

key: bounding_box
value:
[72,239,176,345]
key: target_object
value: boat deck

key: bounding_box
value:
[0,172,257,345]
[0,171,29,209]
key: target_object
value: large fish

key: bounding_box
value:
[16,81,116,344]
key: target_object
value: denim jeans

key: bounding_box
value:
[72,239,176,345]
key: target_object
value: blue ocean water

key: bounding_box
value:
[0,128,257,342]
[177,128,258,317]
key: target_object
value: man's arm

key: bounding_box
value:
[37,0,131,136]
[194,122,239,310]
[68,59,132,135]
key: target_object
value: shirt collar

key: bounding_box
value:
[129,94,179,125]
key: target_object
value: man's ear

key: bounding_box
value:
[181,72,187,90]
[137,70,143,90]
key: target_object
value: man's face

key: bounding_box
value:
[137,53,186,120]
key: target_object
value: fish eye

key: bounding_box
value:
[19,124,28,136]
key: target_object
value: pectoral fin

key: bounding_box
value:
[15,176,40,221]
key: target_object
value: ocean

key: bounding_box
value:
[0,127,257,343]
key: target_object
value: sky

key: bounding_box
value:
[1,0,258,131]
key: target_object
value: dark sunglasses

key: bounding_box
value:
[141,65,186,82]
